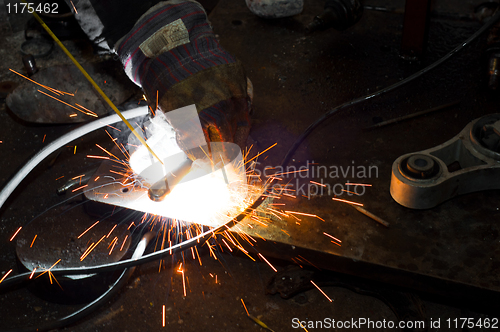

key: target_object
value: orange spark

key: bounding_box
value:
[10,227,22,241]
[80,243,95,261]
[70,0,77,13]
[162,305,165,327]
[9,69,72,95]
[106,224,117,238]
[96,144,120,160]
[258,253,277,272]
[310,180,327,187]
[285,211,325,221]
[239,232,256,245]
[266,210,282,220]
[311,280,333,302]
[106,124,121,132]
[29,267,37,279]
[267,207,289,217]
[221,238,233,252]
[341,189,361,196]
[261,194,281,199]
[345,183,372,187]
[55,175,64,180]
[177,264,187,297]
[323,232,342,243]
[77,221,99,239]
[223,231,238,246]
[297,255,320,270]
[241,299,249,316]
[0,269,13,284]
[109,170,128,177]
[105,130,129,159]
[245,143,277,165]
[37,90,97,117]
[120,235,128,251]
[36,259,61,279]
[194,246,202,266]
[108,237,118,255]
[332,197,363,206]
[190,246,196,260]
[235,246,255,261]
[69,114,77,117]
[74,103,98,117]
[30,234,37,248]
[42,134,46,143]
[71,184,88,193]
[80,236,106,261]
[271,169,308,177]
[86,155,110,160]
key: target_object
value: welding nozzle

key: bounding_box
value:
[147,158,193,202]
[57,172,94,195]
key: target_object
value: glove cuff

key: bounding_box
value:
[116,0,212,86]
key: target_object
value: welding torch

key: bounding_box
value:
[147,158,193,202]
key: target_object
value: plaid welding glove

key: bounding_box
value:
[115,0,251,151]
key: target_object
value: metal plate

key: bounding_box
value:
[84,144,251,228]
[16,199,131,278]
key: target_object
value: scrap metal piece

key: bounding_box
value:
[22,54,39,76]
[16,205,132,280]
[365,101,459,130]
[6,61,137,124]
[57,170,96,195]
[305,0,364,33]
[245,0,303,19]
[390,113,500,209]
[351,205,389,227]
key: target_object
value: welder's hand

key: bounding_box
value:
[115,0,251,153]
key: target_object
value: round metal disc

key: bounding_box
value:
[16,204,131,280]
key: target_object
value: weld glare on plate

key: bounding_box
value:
[85,143,247,228]
[86,105,249,228]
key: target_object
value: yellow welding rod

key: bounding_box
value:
[24,1,162,164]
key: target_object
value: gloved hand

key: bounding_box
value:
[115,0,251,152]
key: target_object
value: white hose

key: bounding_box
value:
[0,107,149,209]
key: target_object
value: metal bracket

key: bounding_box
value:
[390,114,500,209]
